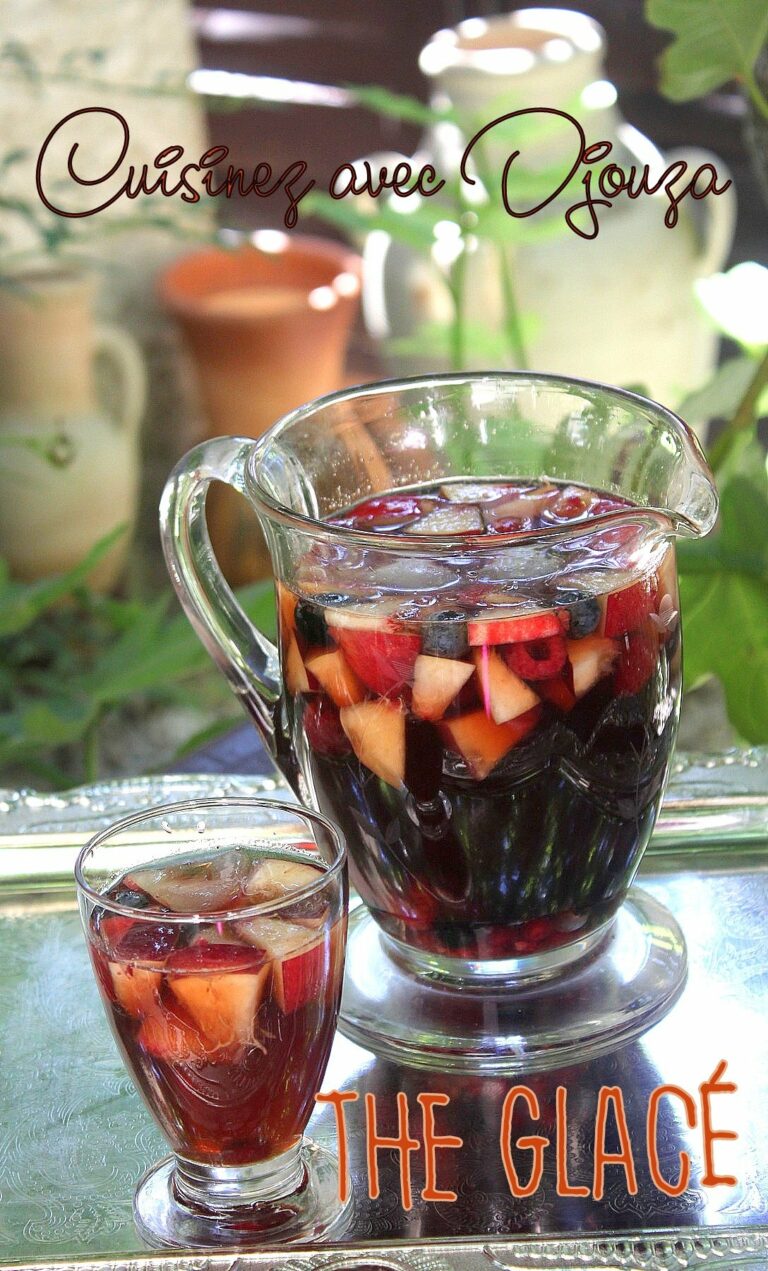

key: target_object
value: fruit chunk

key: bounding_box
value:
[412,655,475,722]
[440,482,513,503]
[114,921,178,963]
[167,945,270,1048]
[334,627,420,696]
[285,634,311,694]
[127,851,250,914]
[339,699,406,786]
[138,1007,214,1063]
[473,648,540,723]
[468,609,561,647]
[303,696,351,755]
[304,648,365,707]
[422,610,469,659]
[235,915,326,1012]
[536,675,576,713]
[504,635,567,680]
[554,592,601,639]
[602,576,658,637]
[566,635,619,697]
[245,857,322,901]
[109,963,161,1018]
[411,505,484,534]
[614,624,658,696]
[277,581,297,638]
[440,707,541,779]
[294,598,331,648]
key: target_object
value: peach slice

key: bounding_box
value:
[473,648,540,723]
[339,699,406,787]
[304,648,366,707]
[412,654,475,722]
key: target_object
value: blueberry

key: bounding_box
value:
[556,591,600,638]
[108,883,152,910]
[422,609,469,659]
[294,599,332,647]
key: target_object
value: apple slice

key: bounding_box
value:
[138,1007,214,1063]
[468,609,561,647]
[412,654,475,722]
[304,648,366,707]
[473,648,540,723]
[109,963,161,1019]
[127,850,251,914]
[323,599,402,632]
[411,505,484,534]
[602,576,659,637]
[333,626,421,696]
[339,699,406,786]
[285,633,311,694]
[168,950,270,1048]
[245,857,322,900]
[235,915,326,1013]
[567,635,619,697]
[440,707,541,779]
[277,580,297,638]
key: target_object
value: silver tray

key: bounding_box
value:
[1,755,767,1267]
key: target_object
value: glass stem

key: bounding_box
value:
[174,1141,306,1211]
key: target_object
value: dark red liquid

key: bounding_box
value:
[87,851,345,1165]
[274,479,681,961]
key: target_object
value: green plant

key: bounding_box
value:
[305,86,576,371]
[0,529,276,788]
[674,264,768,743]
[642,1,768,742]
[646,0,768,118]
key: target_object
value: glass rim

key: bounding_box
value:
[246,369,714,549]
[74,796,347,924]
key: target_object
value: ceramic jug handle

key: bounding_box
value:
[160,436,281,750]
[93,324,147,434]
[666,147,737,278]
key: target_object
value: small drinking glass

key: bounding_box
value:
[75,797,350,1249]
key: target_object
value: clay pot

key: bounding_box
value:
[159,234,361,584]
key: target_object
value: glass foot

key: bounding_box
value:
[133,1140,352,1249]
[338,887,687,1073]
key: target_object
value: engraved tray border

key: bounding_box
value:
[1,754,767,1269]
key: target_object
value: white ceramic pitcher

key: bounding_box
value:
[361,9,736,409]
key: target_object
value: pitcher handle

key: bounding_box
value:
[665,147,737,279]
[93,324,147,434]
[160,436,281,751]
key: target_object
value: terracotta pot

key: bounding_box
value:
[0,268,146,590]
[159,235,361,583]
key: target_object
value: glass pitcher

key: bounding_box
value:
[161,373,717,1063]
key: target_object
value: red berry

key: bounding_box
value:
[303,696,351,756]
[504,635,567,680]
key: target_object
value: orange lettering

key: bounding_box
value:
[417,1093,463,1202]
[700,1061,738,1186]
[646,1084,696,1197]
[365,1092,419,1211]
[499,1086,548,1198]
[593,1086,638,1201]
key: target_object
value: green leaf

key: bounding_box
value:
[678,473,768,742]
[0,525,127,637]
[695,262,768,348]
[646,0,768,100]
[344,84,451,127]
[678,355,758,426]
[303,190,447,252]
